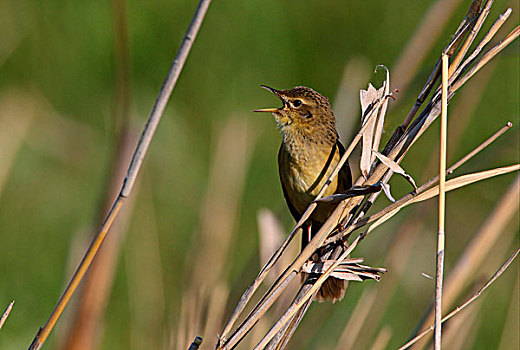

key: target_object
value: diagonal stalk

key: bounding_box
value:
[324,122,512,246]
[27,1,213,348]
[399,248,520,350]
[448,0,493,76]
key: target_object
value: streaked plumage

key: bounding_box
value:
[255,85,352,302]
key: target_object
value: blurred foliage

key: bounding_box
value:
[0,0,518,349]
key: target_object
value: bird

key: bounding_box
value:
[255,85,352,302]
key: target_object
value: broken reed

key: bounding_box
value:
[217,1,519,349]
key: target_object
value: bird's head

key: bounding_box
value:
[254,85,337,146]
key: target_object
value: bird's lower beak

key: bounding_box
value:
[254,85,285,113]
[253,107,279,113]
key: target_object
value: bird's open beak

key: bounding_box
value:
[253,85,284,113]
[253,107,279,113]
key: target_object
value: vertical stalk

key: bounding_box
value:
[434,54,449,349]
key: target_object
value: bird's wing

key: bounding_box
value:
[278,145,303,222]
[336,141,353,193]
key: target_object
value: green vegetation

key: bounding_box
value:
[0,1,518,349]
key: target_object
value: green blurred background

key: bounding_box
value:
[0,0,518,349]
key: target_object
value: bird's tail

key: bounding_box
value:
[301,239,348,303]
[315,274,346,303]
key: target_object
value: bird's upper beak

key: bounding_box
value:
[253,85,285,113]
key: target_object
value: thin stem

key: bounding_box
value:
[0,301,14,331]
[448,0,492,76]
[433,54,449,350]
[446,122,512,175]
[399,248,520,350]
[408,173,520,347]
[254,234,365,350]
[452,26,520,92]
[450,7,512,87]
[397,3,476,132]
[27,1,212,349]
[221,201,348,350]
[29,199,125,350]
[120,0,212,197]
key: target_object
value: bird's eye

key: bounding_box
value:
[292,99,302,108]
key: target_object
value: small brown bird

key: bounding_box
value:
[255,85,352,302]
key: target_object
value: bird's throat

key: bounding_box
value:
[281,126,337,162]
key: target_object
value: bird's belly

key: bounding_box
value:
[285,159,339,220]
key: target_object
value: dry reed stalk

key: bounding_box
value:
[410,173,520,348]
[448,0,493,77]
[0,301,14,331]
[61,187,136,350]
[432,53,449,350]
[253,234,370,350]
[344,108,498,349]
[413,1,507,180]
[340,5,515,346]
[343,124,511,349]
[27,1,213,348]
[220,207,340,349]
[217,2,518,348]
[398,248,519,350]
[222,181,372,348]
[394,0,482,134]
[251,210,298,349]
[422,62,497,179]
[407,165,518,205]
[443,174,519,304]
[346,61,498,349]
[324,123,515,245]
[441,295,481,350]
[265,284,316,350]
[451,25,519,92]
